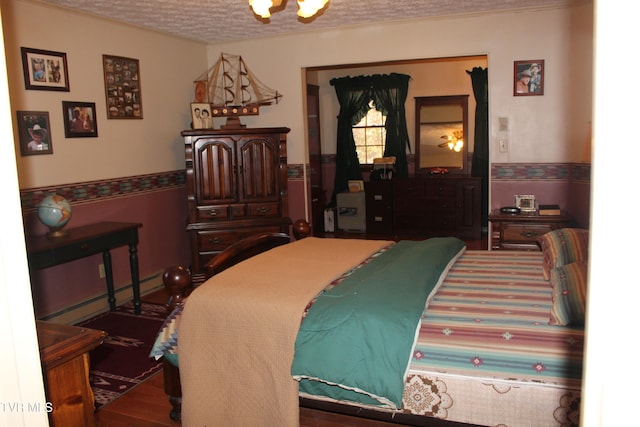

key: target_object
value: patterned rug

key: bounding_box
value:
[75,301,167,410]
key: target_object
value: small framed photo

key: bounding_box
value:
[16,111,53,156]
[62,101,98,138]
[348,180,365,192]
[191,103,213,129]
[514,60,544,96]
[21,47,69,91]
[515,194,537,212]
[102,54,143,119]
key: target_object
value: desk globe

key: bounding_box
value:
[37,195,72,237]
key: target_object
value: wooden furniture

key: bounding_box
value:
[36,321,106,427]
[365,180,394,235]
[182,128,291,285]
[393,176,482,239]
[489,209,574,250]
[26,221,143,314]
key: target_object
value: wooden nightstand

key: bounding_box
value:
[37,321,106,427]
[489,209,573,250]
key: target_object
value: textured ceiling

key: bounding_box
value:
[35,0,576,44]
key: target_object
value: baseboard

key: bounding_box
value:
[41,272,165,324]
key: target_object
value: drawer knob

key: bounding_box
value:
[521,231,539,238]
[209,210,219,217]
[257,206,271,214]
[208,237,223,244]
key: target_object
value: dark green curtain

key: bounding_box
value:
[371,73,411,177]
[329,75,372,205]
[467,67,489,228]
[329,73,411,205]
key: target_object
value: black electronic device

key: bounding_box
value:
[500,206,521,214]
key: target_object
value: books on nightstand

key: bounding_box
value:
[538,204,561,215]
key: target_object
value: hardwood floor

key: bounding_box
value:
[94,234,488,426]
[95,371,402,426]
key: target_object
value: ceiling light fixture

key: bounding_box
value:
[249,0,329,19]
[439,130,464,152]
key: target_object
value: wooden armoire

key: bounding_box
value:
[181,128,291,284]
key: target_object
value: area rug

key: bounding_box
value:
[74,301,167,410]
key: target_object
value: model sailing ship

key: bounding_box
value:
[194,53,282,129]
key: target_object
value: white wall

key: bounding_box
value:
[3,0,208,188]
[0,7,48,426]
[206,4,593,166]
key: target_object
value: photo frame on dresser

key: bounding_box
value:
[102,54,143,119]
[16,111,53,156]
[515,194,537,212]
[21,47,69,91]
[514,60,544,96]
[191,103,213,129]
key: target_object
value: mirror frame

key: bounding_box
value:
[415,95,469,175]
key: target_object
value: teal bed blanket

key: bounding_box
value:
[291,237,466,409]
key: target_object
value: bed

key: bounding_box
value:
[151,227,587,427]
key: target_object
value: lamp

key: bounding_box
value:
[249,0,329,19]
[439,130,464,152]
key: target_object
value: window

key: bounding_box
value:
[352,102,386,164]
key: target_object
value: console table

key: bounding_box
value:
[26,222,142,314]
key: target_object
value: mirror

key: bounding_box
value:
[415,95,469,174]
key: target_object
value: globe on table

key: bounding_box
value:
[37,194,72,237]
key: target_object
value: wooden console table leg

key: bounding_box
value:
[129,242,141,314]
[102,250,116,311]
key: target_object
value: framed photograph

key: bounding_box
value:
[191,103,213,129]
[16,111,53,156]
[514,60,544,96]
[102,54,143,119]
[348,180,365,192]
[62,101,98,138]
[21,47,70,91]
[515,194,537,212]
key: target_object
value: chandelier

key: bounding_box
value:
[250,0,329,19]
[440,130,464,152]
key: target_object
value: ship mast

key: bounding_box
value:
[193,53,282,129]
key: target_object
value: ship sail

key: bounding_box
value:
[194,53,282,108]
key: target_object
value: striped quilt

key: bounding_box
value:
[400,250,583,426]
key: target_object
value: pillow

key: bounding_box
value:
[538,228,589,280]
[549,261,588,326]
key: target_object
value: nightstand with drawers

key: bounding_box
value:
[489,209,574,250]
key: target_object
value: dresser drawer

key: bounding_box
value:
[197,230,240,251]
[246,202,280,218]
[196,205,230,221]
[196,226,286,267]
[502,223,552,242]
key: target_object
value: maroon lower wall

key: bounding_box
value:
[491,163,591,228]
[21,173,190,319]
[21,170,309,320]
[22,162,591,319]
[313,158,592,231]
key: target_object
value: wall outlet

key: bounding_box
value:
[498,139,509,153]
[98,263,105,278]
